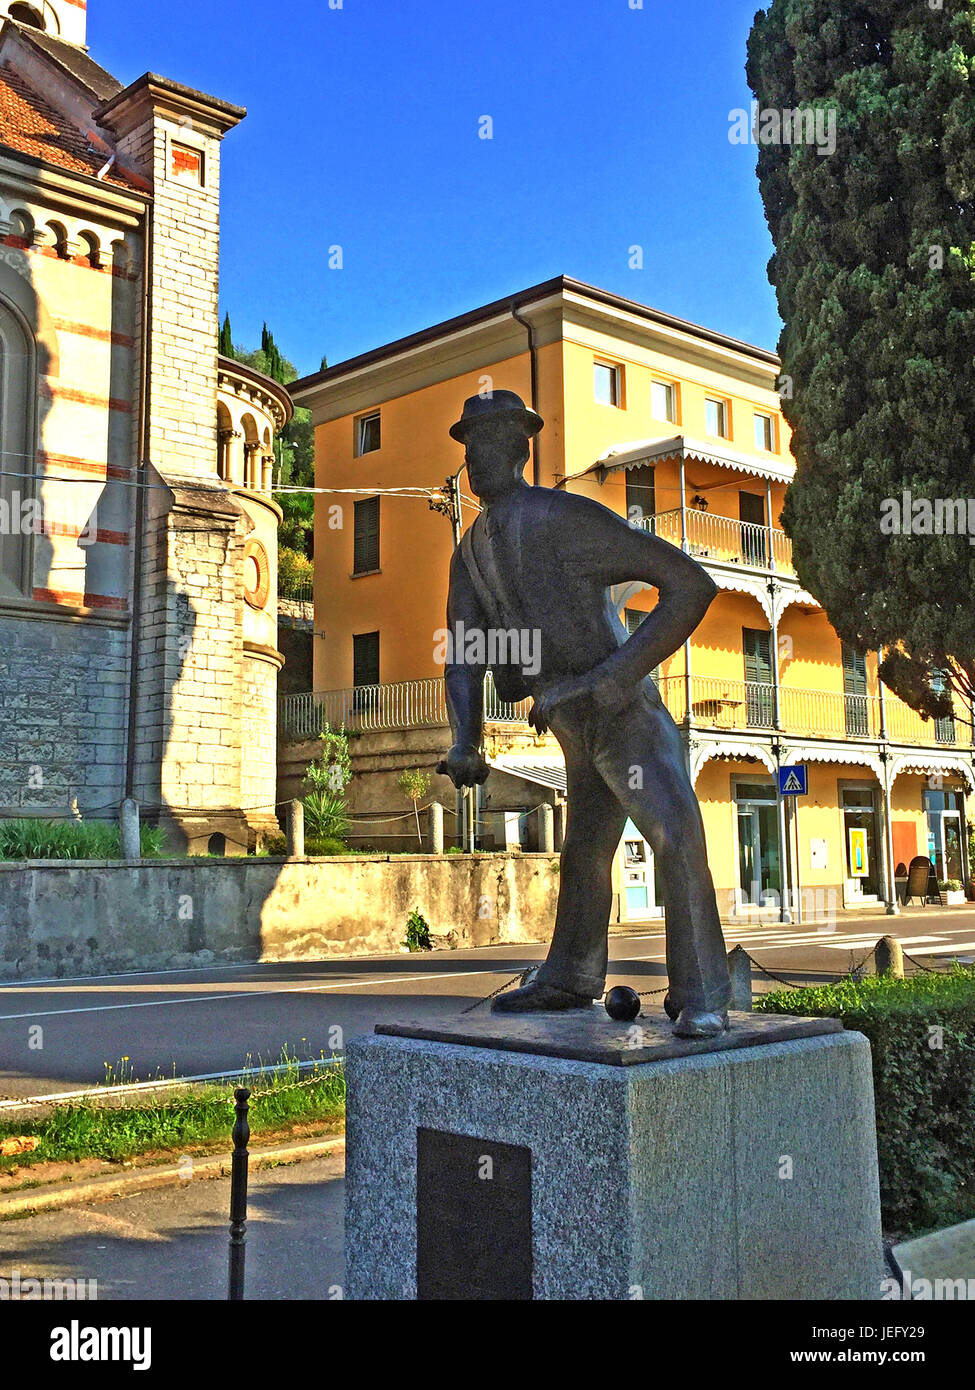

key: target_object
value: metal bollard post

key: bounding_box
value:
[874,935,904,979]
[287,799,304,858]
[228,1087,251,1301]
[727,945,753,1012]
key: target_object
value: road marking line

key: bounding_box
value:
[0,966,519,1023]
[885,941,975,957]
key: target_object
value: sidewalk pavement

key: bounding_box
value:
[893,1218,975,1289]
[0,1148,346,1300]
[5,1141,974,1299]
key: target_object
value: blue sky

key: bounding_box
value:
[89,0,779,376]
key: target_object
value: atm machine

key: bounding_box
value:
[618,818,664,921]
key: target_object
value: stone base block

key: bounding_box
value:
[345,1024,883,1300]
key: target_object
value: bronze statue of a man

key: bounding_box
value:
[437,390,731,1038]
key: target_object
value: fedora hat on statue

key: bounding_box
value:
[449,389,544,443]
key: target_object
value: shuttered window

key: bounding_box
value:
[353,496,380,574]
[842,643,869,736]
[353,632,380,688]
[623,609,660,686]
[625,465,655,527]
[743,627,774,728]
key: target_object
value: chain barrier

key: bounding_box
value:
[737,943,879,990]
[901,948,948,975]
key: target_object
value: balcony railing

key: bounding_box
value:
[281,674,973,748]
[280,672,531,740]
[278,574,314,604]
[644,510,795,577]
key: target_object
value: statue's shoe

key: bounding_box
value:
[491,980,592,1013]
[673,1007,730,1039]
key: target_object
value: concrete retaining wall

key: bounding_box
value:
[0,852,560,980]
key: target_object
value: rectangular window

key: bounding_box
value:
[754,412,775,451]
[356,411,381,456]
[353,631,380,688]
[705,397,729,439]
[651,380,677,424]
[170,140,205,187]
[353,496,380,574]
[624,464,655,527]
[594,361,622,407]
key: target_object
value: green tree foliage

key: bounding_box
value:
[746,1,975,715]
[302,725,354,844]
[220,319,318,558]
[219,311,234,358]
[398,768,431,845]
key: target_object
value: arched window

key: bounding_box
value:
[8,5,46,30]
[217,401,233,481]
[0,296,33,596]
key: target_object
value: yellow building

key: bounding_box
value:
[289,277,974,922]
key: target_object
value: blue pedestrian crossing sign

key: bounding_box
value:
[778,765,808,796]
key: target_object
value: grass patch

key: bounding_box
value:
[0,1051,345,1171]
[0,818,165,861]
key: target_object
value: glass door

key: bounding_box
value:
[736,785,781,907]
[842,786,880,899]
[939,812,963,883]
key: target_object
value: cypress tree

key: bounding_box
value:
[746,1,975,715]
[219,311,233,357]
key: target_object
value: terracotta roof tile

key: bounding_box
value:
[0,63,141,191]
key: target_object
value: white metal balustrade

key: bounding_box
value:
[280,674,531,740]
[281,674,972,748]
[643,509,796,576]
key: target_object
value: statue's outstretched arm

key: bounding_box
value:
[530,497,717,733]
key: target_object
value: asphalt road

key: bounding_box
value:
[2,907,975,1100]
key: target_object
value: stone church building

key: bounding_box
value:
[0,1,289,852]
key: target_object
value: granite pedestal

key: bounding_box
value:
[344,1008,883,1300]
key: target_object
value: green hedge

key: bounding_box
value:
[756,969,975,1233]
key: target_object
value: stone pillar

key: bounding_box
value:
[120,798,141,862]
[130,475,249,855]
[539,802,555,853]
[287,799,305,858]
[345,1021,883,1300]
[727,944,753,1011]
[428,802,444,855]
[875,935,904,979]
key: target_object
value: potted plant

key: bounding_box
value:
[938,879,967,907]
